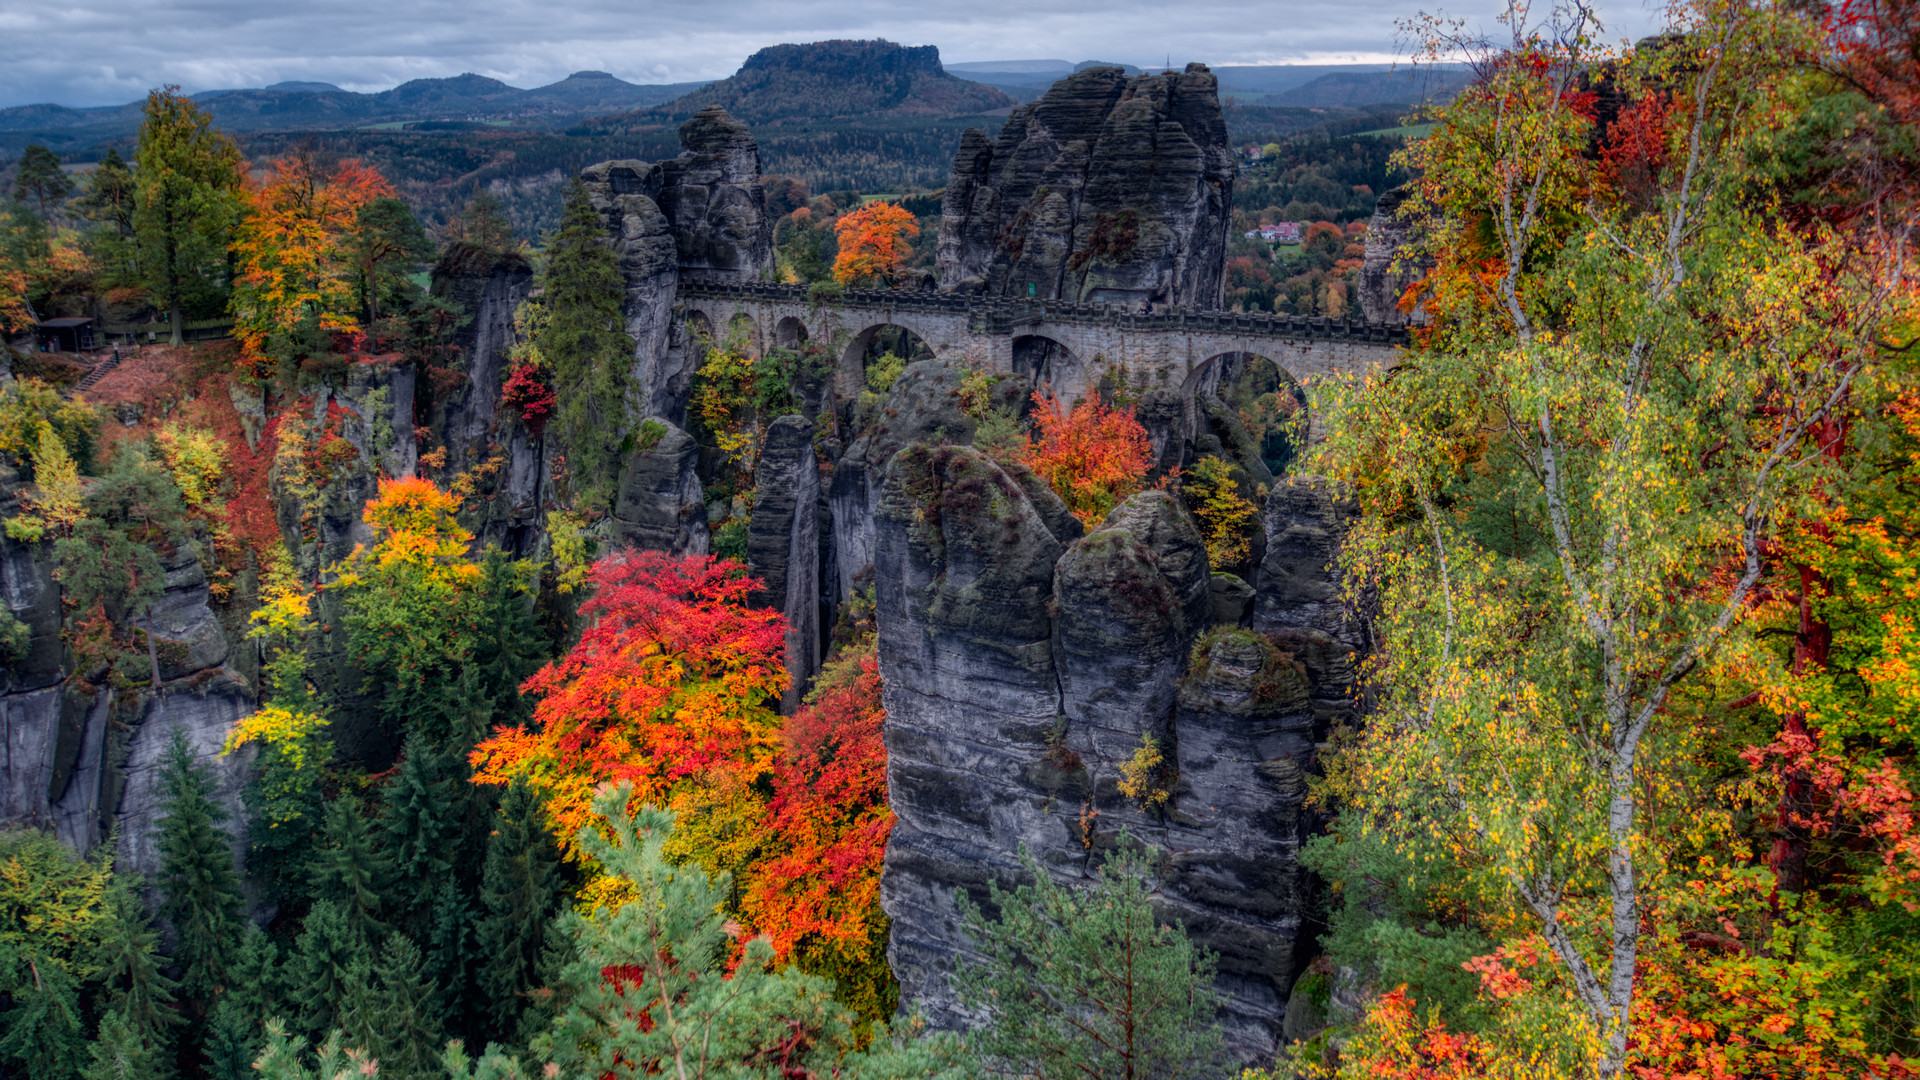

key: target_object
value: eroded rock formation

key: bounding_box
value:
[937,64,1235,308]
[867,368,1363,1063]
[1356,185,1432,328]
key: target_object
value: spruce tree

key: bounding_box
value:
[311,797,389,943]
[79,1006,161,1080]
[0,954,87,1080]
[425,879,478,1041]
[287,900,372,1042]
[157,729,244,1009]
[380,737,460,937]
[537,178,636,512]
[472,546,547,727]
[204,925,281,1080]
[90,879,182,1051]
[476,776,564,1037]
[341,934,441,1080]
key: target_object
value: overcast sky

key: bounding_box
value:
[0,0,1669,108]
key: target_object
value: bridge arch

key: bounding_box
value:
[684,309,716,347]
[1185,352,1309,477]
[837,321,940,403]
[726,312,763,357]
[774,316,808,349]
[1012,334,1085,403]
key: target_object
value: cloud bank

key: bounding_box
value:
[0,0,1668,108]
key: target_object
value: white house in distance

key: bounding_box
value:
[1242,222,1303,244]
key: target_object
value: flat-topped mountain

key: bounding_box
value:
[624,40,1013,126]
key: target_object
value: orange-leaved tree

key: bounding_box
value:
[231,153,395,377]
[1023,391,1154,525]
[831,201,918,288]
[738,635,895,1019]
[469,550,787,867]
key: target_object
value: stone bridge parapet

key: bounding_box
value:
[673,279,1407,407]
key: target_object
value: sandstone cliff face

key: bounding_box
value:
[867,375,1363,1061]
[1355,185,1432,328]
[748,415,821,711]
[0,479,255,883]
[937,64,1235,308]
[429,244,535,476]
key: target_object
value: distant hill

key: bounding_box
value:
[1257,68,1471,108]
[0,71,712,153]
[625,40,1013,126]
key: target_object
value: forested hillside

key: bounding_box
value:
[0,2,1917,1078]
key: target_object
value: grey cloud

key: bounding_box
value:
[0,0,1668,108]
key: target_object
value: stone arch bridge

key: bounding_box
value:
[676,280,1407,407]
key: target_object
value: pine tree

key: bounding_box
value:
[287,900,372,1043]
[380,737,459,937]
[204,925,282,1080]
[90,878,182,1051]
[13,144,73,220]
[341,934,441,1080]
[955,843,1226,1080]
[311,797,389,943]
[476,776,564,1037]
[79,1006,161,1080]
[537,178,636,512]
[157,729,244,1010]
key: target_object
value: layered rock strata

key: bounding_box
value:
[870,379,1362,1061]
[1355,185,1432,328]
[937,64,1235,308]
[749,415,822,711]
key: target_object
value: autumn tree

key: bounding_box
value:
[133,86,244,344]
[230,153,397,380]
[831,200,919,287]
[1305,1,1917,1075]
[470,550,786,867]
[331,476,484,746]
[1023,391,1154,525]
[737,637,896,1022]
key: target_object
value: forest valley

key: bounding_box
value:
[0,0,1919,1077]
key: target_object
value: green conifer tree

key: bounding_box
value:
[13,144,74,220]
[471,547,547,727]
[204,925,282,1080]
[425,878,478,1040]
[287,900,372,1043]
[380,737,460,937]
[955,843,1226,1080]
[341,934,441,1080]
[311,797,389,943]
[476,776,564,1037]
[77,146,139,285]
[90,878,181,1051]
[0,953,87,1080]
[157,729,244,1010]
[79,1005,162,1080]
[536,178,636,512]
